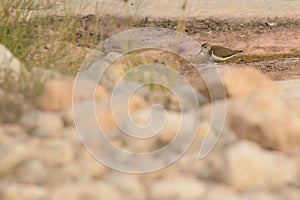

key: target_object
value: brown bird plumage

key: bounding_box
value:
[198,43,243,61]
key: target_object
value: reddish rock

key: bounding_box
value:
[38,77,107,111]
[221,67,279,99]
[227,92,300,153]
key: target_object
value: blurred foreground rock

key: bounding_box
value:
[0,44,28,84]
[1,55,300,199]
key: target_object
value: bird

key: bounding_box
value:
[198,43,243,62]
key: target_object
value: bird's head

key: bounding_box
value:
[197,43,211,55]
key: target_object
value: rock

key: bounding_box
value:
[287,100,300,120]
[0,124,26,137]
[122,108,176,142]
[0,182,48,200]
[0,44,28,83]
[31,138,75,168]
[106,173,146,200]
[46,162,80,186]
[193,67,279,101]
[277,78,300,101]
[0,89,27,123]
[0,127,10,145]
[98,63,127,90]
[50,181,121,200]
[77,154,108,179]
[275,187,300,200]
[0,140,31,176]
[189,66,227,100]
[242,190,279,200]
[60,126,79,144]
[79,51,125,91]
[74,94,147,134]
[20,111,64,137]
[150,176,206,200]
[120,109,198,152]
[203,184,241,200]
[60,107,75,126]
[227,92,300,153]
[15,159,48,184]
[47,153,107,186]
[223,140,297,191]
[38,77,107,111]
[177,149,225,180]
[221,67,279,99]
[167,85,208,111]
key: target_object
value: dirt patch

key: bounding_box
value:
[38,15,300,81]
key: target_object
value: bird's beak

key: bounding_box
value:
[197,49,203,56]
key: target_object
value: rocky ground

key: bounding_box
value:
[1,0,300,200]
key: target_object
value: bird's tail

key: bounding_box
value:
[234,50,243,54]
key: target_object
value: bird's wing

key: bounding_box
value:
[213,46,240,57]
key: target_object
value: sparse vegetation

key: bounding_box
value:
[0,0,95,75]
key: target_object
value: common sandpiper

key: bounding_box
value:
[198,43,243,62]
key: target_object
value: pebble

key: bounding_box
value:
[223,140,298,191]
[150,176,206,200]
[203,183,241,200]
[15,159,48,184]
[31,138,75,168]
[242,190,279,200]
[0,182,48,200]
[38,77,107,111]
[0,44,28,83]
[228,92,300,153]
[50,181,121,200]
[21,111,64,137]
[106,173,146,200]
[221,67,279,98]
[0,141,31,176]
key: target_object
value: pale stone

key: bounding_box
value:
[277,78,300,101]
[227,92,300,153]
[0,90,27,123]
[224,140,298,191]
[60,107,75,126]
[50,181,121,200]
[120,109,198,153]
[276,187,300,200]
[106,173,146,200]
[203,184,241,200]
[242,190,279,200]
[15,159,48,184]
[150,176,206,200]
[21,111,64,137]
[77,154,108,179]
[0,182,48,200]
[221,67,279,99]
[74,94,147,134]
[175,150,225,180]
[38,77,107,111]
[0,141,31,176]
[47,151,107,186]
[46,163,80,186]
[60,127,80,146]
[31,139,75,168]
[0,124,26,137]
[0,127,10,145]
[0,44,28,83]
